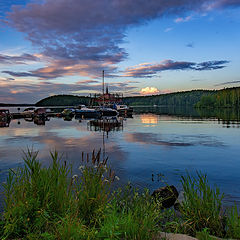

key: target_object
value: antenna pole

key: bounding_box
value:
[102,70,105,106]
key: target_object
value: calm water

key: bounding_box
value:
[1,106,240,207]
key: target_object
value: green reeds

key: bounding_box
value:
[0,149,161,239]
[1,150,240,240]
[179,172,225,237]
[98,185,161,239]
[2,149,73,239]
[225,205,240,239]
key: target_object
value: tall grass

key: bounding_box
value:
[225,205,240,239]
[1,150,240,239]
[0,149,162,239]
[98,185,161,239]
[179,172,225,237]
[73,150,114,226]
[2,149,73,239]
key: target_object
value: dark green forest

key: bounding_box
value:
[35,87,240,108]
[123,90,214,106]
[36,95,91,106]
[196,87,240,108]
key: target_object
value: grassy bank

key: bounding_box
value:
[0,150,240,239]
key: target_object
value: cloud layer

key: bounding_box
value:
[140,87,160,95]
[215,80,240,86]
[124,60,229,78]
[5,0,239,79]
[0,53,39,65]
[0,79,137,103]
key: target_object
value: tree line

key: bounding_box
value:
[36,87,240,108]
[36,95,91,106]
[195,87,240,108]
[123,90,214,107]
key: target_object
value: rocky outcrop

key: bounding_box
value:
[154,232,197,240]
[152,185,179,208]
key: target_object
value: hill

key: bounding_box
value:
[123,89,214,106]
[35,87,240,108]
[36,95,91,106]
[195,87,240,108]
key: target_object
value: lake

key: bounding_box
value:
[0,106,240,207]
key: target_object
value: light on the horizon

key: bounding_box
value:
[140,87,160,95]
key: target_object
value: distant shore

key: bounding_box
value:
[0,103,35,107]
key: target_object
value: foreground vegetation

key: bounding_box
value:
[1,150,240,239]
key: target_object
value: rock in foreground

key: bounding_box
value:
[152,185,179,208]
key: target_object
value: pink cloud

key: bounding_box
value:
[140,87,160,95]
[4,0,237,80]
[0,79,137,103]
[175,15,192,23]
[123,60,229,78]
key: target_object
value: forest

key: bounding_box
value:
[35,87,240,108]
[195,87,240,108]
[123,90,213,106]
[36,95,91,106]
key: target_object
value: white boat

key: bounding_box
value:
[114,104,133,116]
[23,107,35,117]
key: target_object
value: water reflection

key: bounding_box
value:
[140,114,158,124]
[33,116,50,125]
[0,107,240,207]
[0,120,10,128]
[124,132,225,148]
[134,106,240,128]
[88,117,123,133]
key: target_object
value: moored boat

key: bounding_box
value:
[89,71,132,117]
[0,109,11,127]
[22,107,35,118]
[34,108,46,118]
[62,108,75,116]
[75,105,100,119]
[89,116,122,132]
[113,104,133,117]
[0,109,11,121]
[98,107,118,117]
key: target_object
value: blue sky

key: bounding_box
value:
[0,0,240,103]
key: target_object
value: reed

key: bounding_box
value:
[98,184,161,239]
[225,205,240,239]
[1,150,240,239]
[179,172,225,237]
[0,149,161,239]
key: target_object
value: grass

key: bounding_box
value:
[1,149,240,239]
[0,149,162,239]
[179,172,225,237]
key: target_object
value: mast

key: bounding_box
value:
[102,70,105,106]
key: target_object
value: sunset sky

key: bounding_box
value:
[0,0,240,103]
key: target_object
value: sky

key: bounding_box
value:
[0,0,240,103]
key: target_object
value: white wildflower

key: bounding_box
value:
[72,174,78,179]
[115,176,120,181]
[79,165,85,172]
